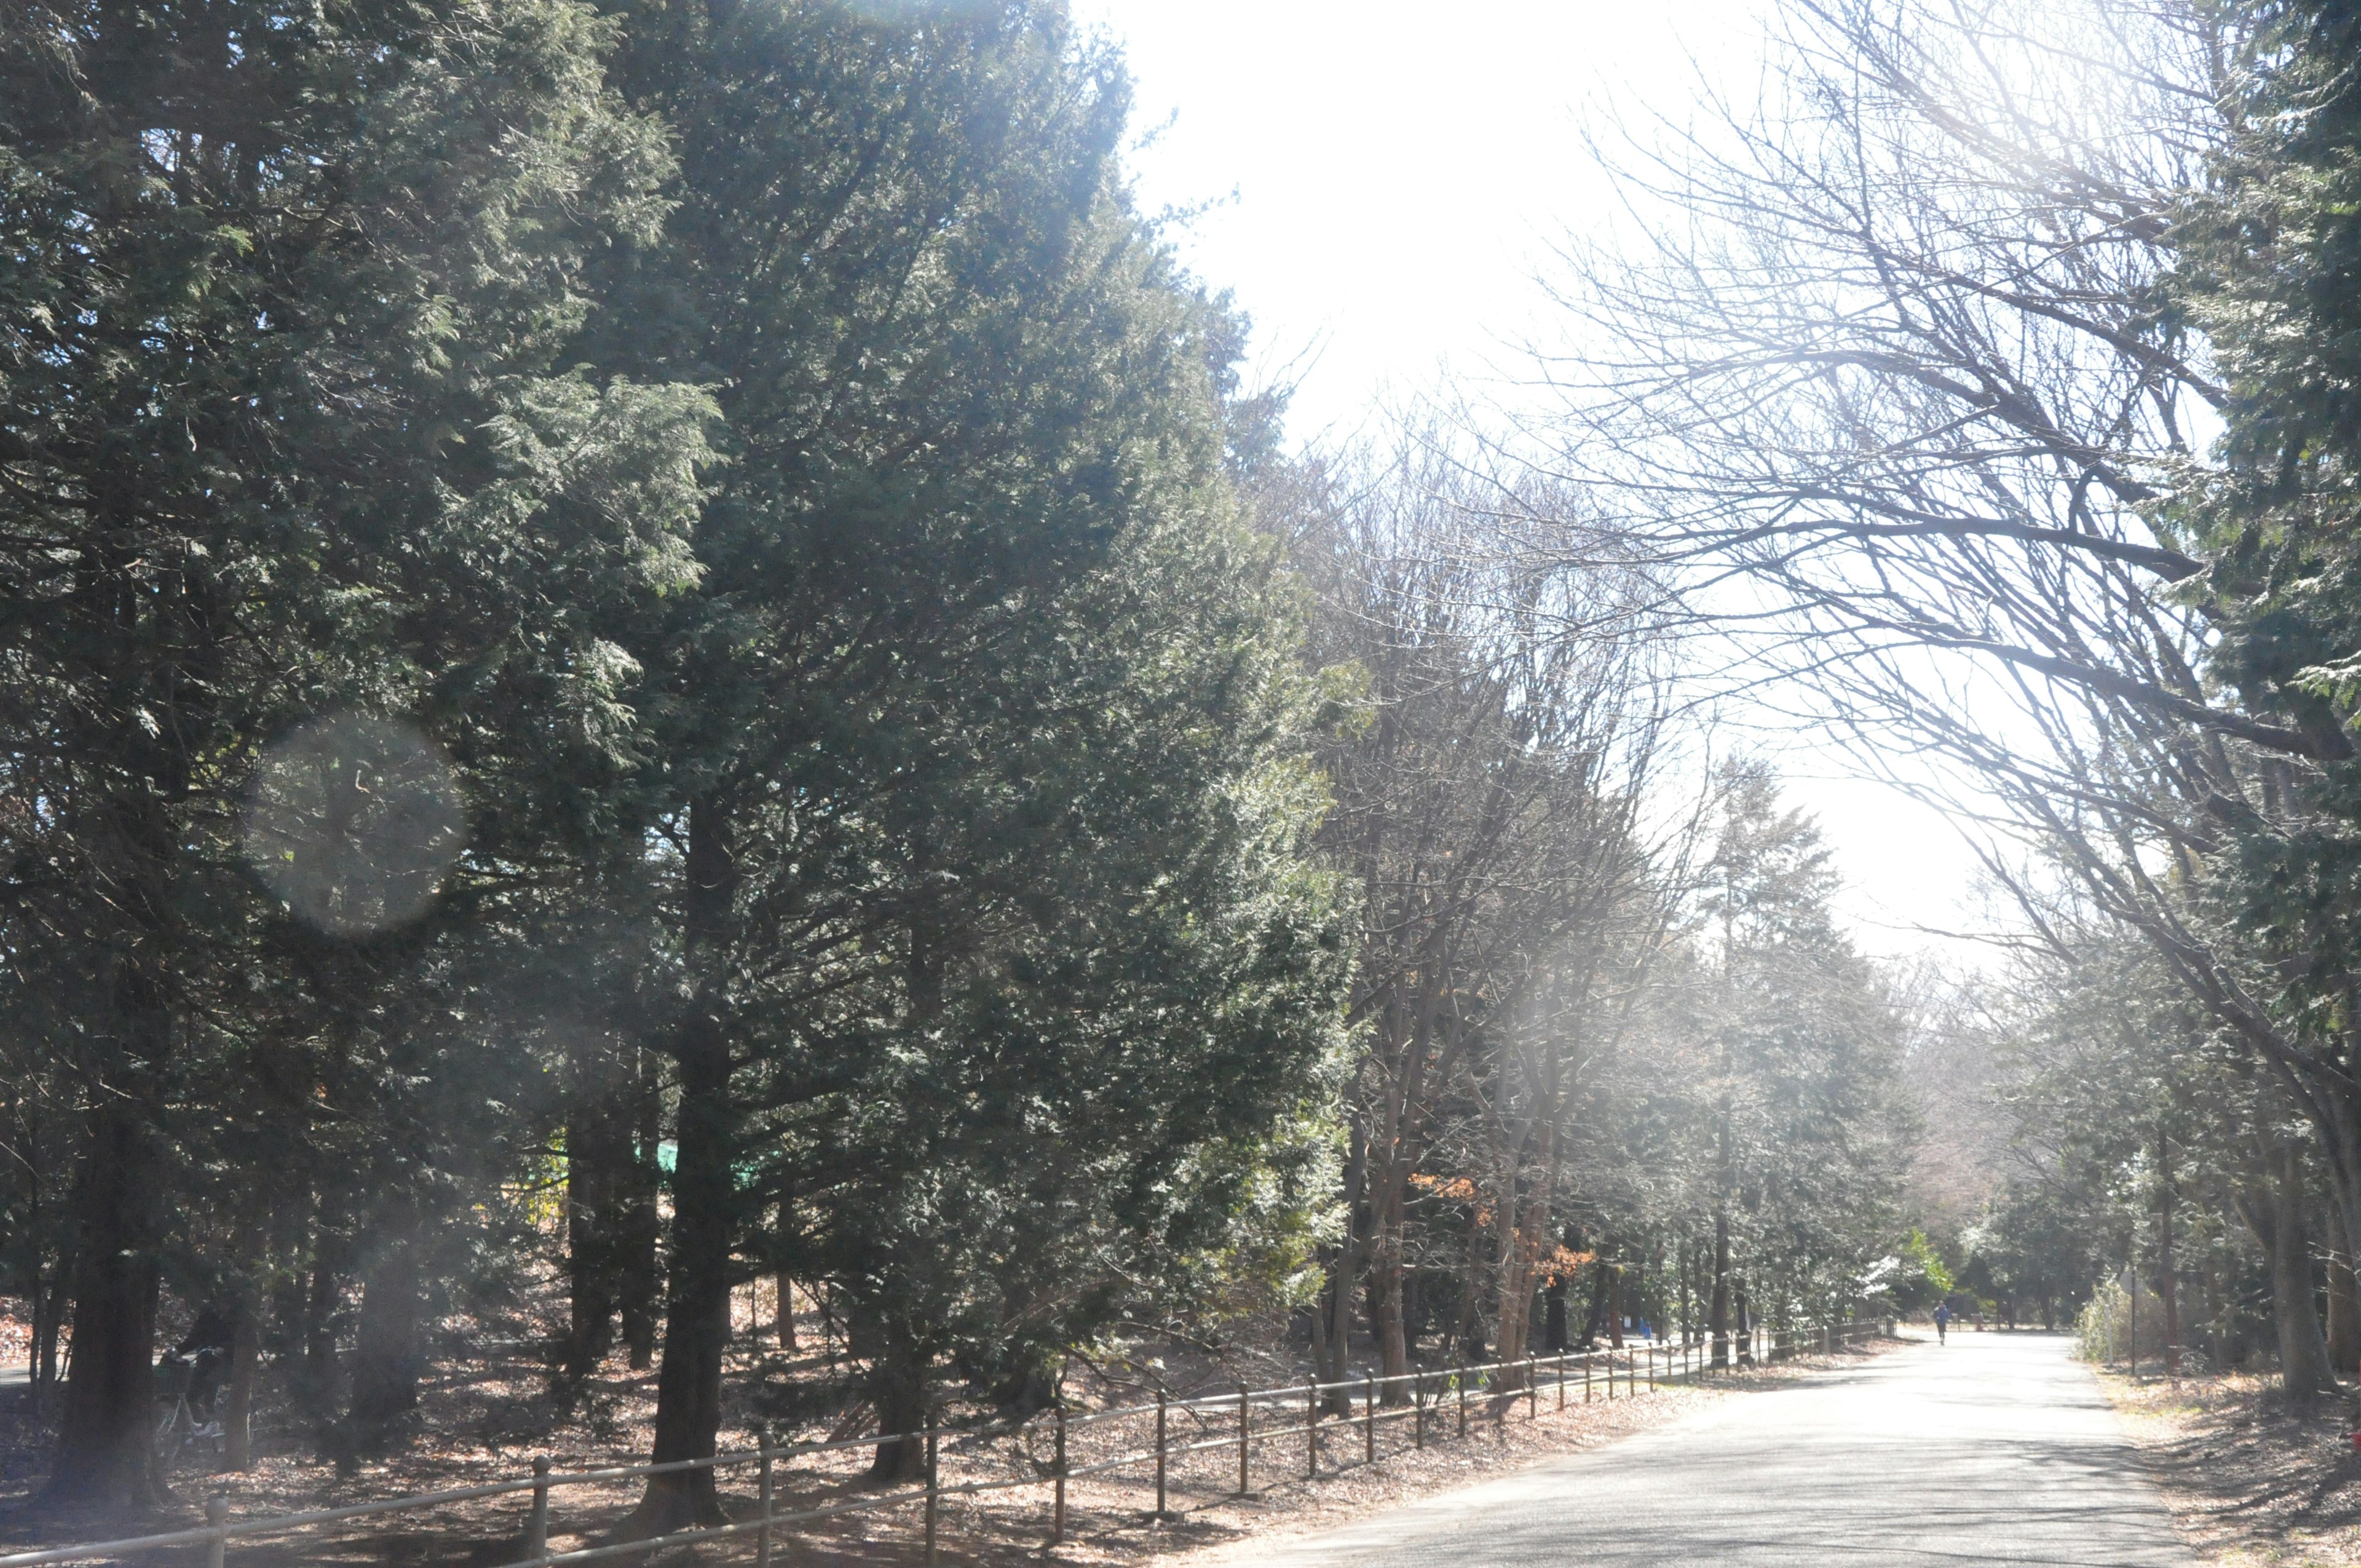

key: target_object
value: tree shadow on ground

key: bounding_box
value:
[2118,1372,2361,1558]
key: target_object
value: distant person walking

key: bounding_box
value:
[1934,1302,1951,1344]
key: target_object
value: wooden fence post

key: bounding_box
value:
[1155,1388,1169,1519]
[1556,1352,1566,1411]
[205,1494,229,1568]
[756,1426,775,1568]
[1584,1352,1592,1403]
[525,1457,548,1564]
[1052,1406,1067,1545]
[1363,1374,1376,1463]
[1238,1382,1251,1495]
[923,1423,939,1566]
[1307,1382,1319,1478]
[1414,1373,1425,1449]
[1457,1370,1468,1437]
[1526,1357,1537,1419]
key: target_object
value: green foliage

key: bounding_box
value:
[0,0,1931,1503]
[1962,1184,2104,1328]
[1704,762,1918,1326]
[1866,1230,1954,1315]
[2169,1,2361,992]
[574,0,1356,1445]
[1,0,719,1497]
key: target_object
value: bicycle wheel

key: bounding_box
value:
[154,1398,190,1460]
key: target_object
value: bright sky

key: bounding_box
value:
[1073,0,1991,959]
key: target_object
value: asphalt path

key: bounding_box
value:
[1233,1332,2192,1567]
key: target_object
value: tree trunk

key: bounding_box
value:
[48,935,178,1512]
[1370,1229,1410,1399]
[347,1198,425,1449]
[2256,1058,2361,1410]
[1709,1205,1731,1369]
[26,1285,45,1412]
[1455,1208,1490,1363]
[223,1292,262,1471]
[299,1248,341,1419]
[33,1243,71,1415]
[1544,1278,1568,1352]
[17,1101,60,1416]
[1677,1238,1691,1347]
[1491,1206,1529,1377]
[1734,1282,1753,1366]
[1323,1124,1366,1413]
[619,1045,662,1372]
[638,1015,733,1524]
[2271,1156,2337,1398]
[1308,1283,1331,1383]
[1492,1257,1532,1380]
[1490,1120,1557,1387]
[1580,1256,1611,1349]
[47,1090,170,1511]
[864,1313,931,1483]
[636,798,738,1530]
[1607,1265,1625,1349]
[563,1082,633,1379]
[2327,1250,2360,1378]
[1362,1023,1424,1401]
[1316,1261,1352,1413]
[2158,1127,2181,1374]
[2232,1131,2338,1400]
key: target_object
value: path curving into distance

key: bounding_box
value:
[1222,1332,2193,1567]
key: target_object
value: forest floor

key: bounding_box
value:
[0,1299,1902,1566]
[2102,1364,2361,1566]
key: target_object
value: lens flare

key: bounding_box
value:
[241,713,467,936]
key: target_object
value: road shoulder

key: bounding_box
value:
[2097,1366,2361,1567]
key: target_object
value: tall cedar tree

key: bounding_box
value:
[1699,765,1911,1358]
[587,0,1347,1521]
[0,0,708,1510]
[2171,0,2361,1299]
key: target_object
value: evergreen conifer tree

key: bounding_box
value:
[0,0,708,1507]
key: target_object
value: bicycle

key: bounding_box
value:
[153,1353,223,1464]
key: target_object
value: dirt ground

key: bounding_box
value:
[2101,1366,2361,1567]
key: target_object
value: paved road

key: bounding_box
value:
[1235,1332,2192,1567]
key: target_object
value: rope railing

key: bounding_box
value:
[0,1318,1886,1568]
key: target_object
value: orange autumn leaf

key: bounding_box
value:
[1535,1245,1596,1285]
